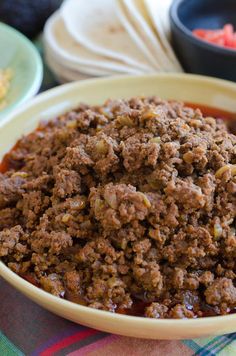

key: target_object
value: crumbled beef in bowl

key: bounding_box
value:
[0,97,236,319]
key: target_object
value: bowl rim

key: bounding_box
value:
[1,72,236,333]
[0,22,43,117]
[170,0,236,57]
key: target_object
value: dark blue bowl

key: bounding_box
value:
[170,0,236,81]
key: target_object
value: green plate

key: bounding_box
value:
[0,22,43,119]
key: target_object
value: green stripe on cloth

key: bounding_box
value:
[0,332,24,356]
[184,334,236,355]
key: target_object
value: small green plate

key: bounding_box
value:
[0,22,43,119]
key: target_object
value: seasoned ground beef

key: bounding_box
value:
[0,97,236,319]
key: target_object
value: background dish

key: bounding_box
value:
[0,22,43,119]
[170,0,236,81]
[0,73,236,339]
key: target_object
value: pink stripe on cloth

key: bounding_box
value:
[67,335,119,356]
[76,337,193,356]
[40,329,99,356]
[67,336,193,356]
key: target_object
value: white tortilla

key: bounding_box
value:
[45,42,117,78]
[118,0,180,72]
[154,0,173,39]
[144,0,181,68]
[115,0,161,70]
[45,51,102,83]
[60,0,156,72]
[45,51,111,83]
[44,12,146,75]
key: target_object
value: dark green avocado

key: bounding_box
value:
[0,0,63,38]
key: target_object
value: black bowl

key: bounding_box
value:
[170,0,236,81]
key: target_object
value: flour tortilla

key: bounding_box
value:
[118,0,180,72]
[61,0,156,72]
[45,50,102,83]
[44,12,146,75]
[45,42,118,78]
[144,0,182,69]
[115,0,161,71]
[153,0,173,39]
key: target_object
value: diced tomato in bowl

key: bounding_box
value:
[193,24,236,50]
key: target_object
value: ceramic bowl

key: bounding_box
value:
[170,0,236,81]
[1,73,236,340]
[0,22,43,119]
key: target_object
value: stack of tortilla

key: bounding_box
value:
[44,0,182,83]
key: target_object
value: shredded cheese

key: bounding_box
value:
[0,68,12,110]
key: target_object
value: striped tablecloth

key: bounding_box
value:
[1,278,236,356]
[1,40,236,356]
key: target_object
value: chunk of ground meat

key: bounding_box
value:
[169,304,195,319]
[64,270,81,293]
[205,278,236,306]
[0,208,19,230]
[86,133,120,175]
[165,179,205,210]
[31,231,72,255]
[53,168,81,198]
[17,191,50,229]
[0,174,25,209]
[132,262,163,293]
[40,274,65,297]
[145,303,168,318]
[90,183,151,229]
[0,225,26,258]
[121,134,160,172]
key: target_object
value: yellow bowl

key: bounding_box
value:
[1,73,236,340]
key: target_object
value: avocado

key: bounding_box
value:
[0,0,63,38]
